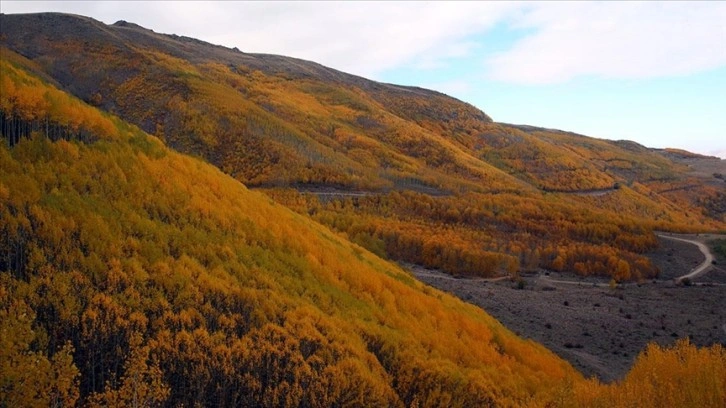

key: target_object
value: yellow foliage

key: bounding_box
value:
[571,339,726,408]
[1,32,725,407]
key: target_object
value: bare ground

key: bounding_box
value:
[407,235,726,382]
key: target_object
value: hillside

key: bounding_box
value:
[0,53,583,406]
[3,13,722,196]
[1,14,725,407]
[2,13,723,287]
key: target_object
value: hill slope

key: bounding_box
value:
[1,18,725,408]
[0,53,582,406]
[1,13,721,193]
[1,13,723,286]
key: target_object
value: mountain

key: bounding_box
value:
[0,51,582,406]
[2,14,724,286]
[1,13,725,406]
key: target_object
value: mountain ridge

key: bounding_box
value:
[1,12,492,121]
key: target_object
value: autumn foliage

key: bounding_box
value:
[265,189,661,281]
[2,17,726,407]
[3,58,583,405]
[4,12,723,284]
[571,340,726,407]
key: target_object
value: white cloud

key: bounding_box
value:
[4,1,726,83]
[486,1,726,84]
[199,2,516,78]
[1,1,518,78]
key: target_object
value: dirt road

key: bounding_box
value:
[408,265,511,282]
[657,235,714,283]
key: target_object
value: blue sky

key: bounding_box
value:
[3,1,726,157]
[383,55,726,156]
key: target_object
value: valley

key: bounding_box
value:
[409,234,726,382]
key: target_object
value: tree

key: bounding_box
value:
[87,333,169,408]
[0,300,79,407]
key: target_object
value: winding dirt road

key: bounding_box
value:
[657,235,714,283]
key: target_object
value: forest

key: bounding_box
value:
[1,13,726,407]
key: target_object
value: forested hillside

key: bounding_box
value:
[1,54,583,406]
[2,13,723,285]
[1,17,726,407]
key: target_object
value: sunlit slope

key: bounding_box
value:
[1,13,720,208]
[0,12,522,193]
[2,36,725,408]
[1,53,584,407]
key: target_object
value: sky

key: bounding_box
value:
[3,1,726,157]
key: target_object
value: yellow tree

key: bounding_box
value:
[0,300,79,407]
[87,333,169,408]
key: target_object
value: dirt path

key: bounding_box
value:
[407,265,511,282]
[569,188,618,197]
[657,235,714,283]
[537,275,611,288]
[550,187,619,197]
[308,191,371,197]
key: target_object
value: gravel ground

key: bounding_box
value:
[407,235,726,382]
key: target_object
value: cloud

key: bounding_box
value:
[199,2,516,78]
[1,1,518,78]
[4,1,725,83]
[411,41,480,70]
[486,2,726,84]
